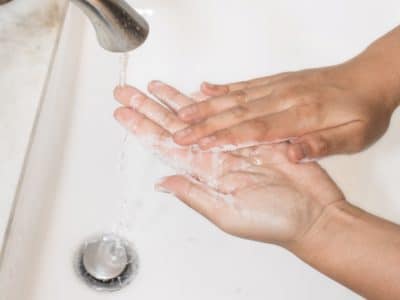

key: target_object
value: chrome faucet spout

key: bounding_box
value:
[71,0,149,52]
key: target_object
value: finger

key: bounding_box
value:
[192,106,326,150]
[115,85,187,133]
[114,85,138,106]
[234,143,291,166]
[148,80,194,112]
[287,121,366,162]
[186,151,253,187]
[113,107,203,175]
[200,72,292,96]
[114,108,250,181]
[190,91,209,102]
[178,84,277,123]
[200,82,230,97]
[174,97,291,146]
[114,106,170,142]
[155,175,229,221]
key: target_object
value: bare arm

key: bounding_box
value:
[355,25,400,109]
[291,202,400,300]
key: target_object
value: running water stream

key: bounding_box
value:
[114,53,132,236]
[119,52,130,87]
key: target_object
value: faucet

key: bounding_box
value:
[71,0,149,52]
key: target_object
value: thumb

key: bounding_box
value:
[287,122,364,162]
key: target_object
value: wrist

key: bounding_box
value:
[325,26,400,114]
[287,200,400,300]
[287,201,362,257]
[348,26,400,112]
[357,44,400,111]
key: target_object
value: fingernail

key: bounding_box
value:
[129,94,143,108]
[291,143,306,161]
[203,82,228,93]
[299,157,318,164]
[199,135,217,147]
[150,80,163,86]
[155,184,172,194]
[174,127,193,140]
[178,106,198,120]
[203,82,218,90]
[114,86,129,102]
[155,177,172,194]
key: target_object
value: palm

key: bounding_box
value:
[114,81,344,245]
[214,143,344,244]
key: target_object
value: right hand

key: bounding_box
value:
[113,81,345,247]
[172,50,400,162]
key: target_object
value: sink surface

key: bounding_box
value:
[1,1,399,299]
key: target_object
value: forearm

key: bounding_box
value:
[290,202,400,300]
[342,26,400,112]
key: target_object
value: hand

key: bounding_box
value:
[172,54,400,162]
[113,81,345,247]
[157,143,345,246]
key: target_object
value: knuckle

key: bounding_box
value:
[204,119,219,132]
[164,85,179,97]
[219,128,239,145]
[132,114,146,132]
[131,95,146,110]
[232,90,249,104]
[158,130,171,142]
[201,101,215,115]
[196,121,217,136]
[309,136,329,156]
[274,86,295,99]
[170,88,180,98]
[250,119,269,141]
[165,90,181,103]
[274,84,308,102]
[300,91,320,104]
[160,111,175,128]
[252,119,268,131]
[230,105,250,119]
[294,103,321,120]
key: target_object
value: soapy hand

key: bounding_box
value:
[113,82,345,246]
[172,57,399,162]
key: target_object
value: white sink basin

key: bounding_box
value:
[1,1,399,299]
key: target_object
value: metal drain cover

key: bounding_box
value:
[76,234,138,291]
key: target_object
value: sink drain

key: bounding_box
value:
[75,234,139,292]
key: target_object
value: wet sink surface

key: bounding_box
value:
[1,1,400,299]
